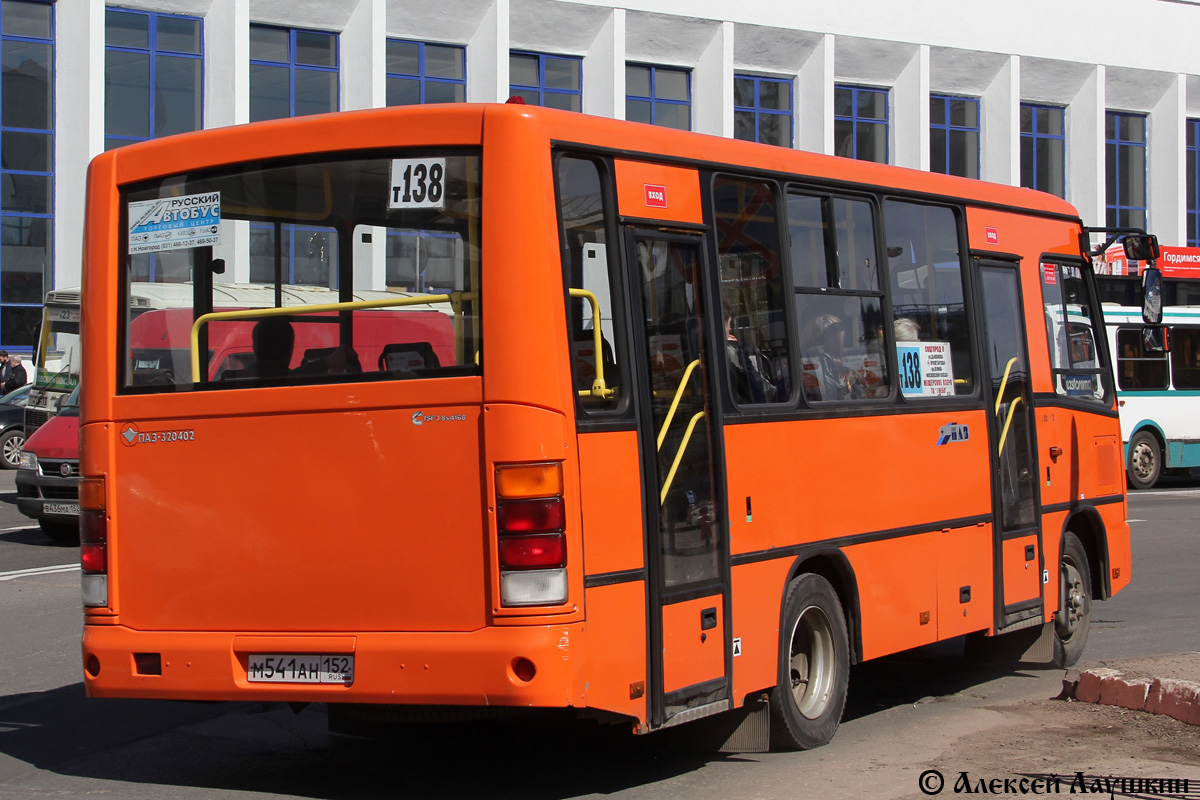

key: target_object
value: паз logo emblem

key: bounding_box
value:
[120,423,140,447]
[937,422,969,445]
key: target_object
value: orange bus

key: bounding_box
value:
[79,103,1138,750]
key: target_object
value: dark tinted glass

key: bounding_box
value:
[157,16,201,54]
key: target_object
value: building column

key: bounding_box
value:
[584,8,624,119]
[1149,74,1186,244]
[893,44,929,171]
[797,33,833,154]
[206,0,251,283]
[54,0,104,291]
[982,55,1019,186]
[342,0,386,111]
[1068,65,1106,234]
[467,0,509,102]
[694,21,733,137]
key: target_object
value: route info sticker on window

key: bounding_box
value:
[390,159,446,210]
[128,191,221,254]
[896,341,955,397]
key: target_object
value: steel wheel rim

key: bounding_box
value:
[1130,441,1156,482]
[788,604,836,719]
[1056,555,1087,640]
[2,434,22,466]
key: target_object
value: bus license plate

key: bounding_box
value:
[43,502,79,516]
[247,654,354,684]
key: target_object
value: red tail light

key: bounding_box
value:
[494,462,568,606]
[497,498,565,534]
[79,478,109,608]
[499,533,565,569]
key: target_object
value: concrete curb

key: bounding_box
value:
[1065,667,1200,726]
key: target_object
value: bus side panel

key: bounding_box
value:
[575,430,649,721]
[582,582,647,722]
[844,534,939,660]
[577,431,645,576]
[1000,535,1041,605]
[722,412,991,555]
[729,559,793,704]
[935,524,993,640]
[661,595,725,693]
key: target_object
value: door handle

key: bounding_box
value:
[700,607,717,631]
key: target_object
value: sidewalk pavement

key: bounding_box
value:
[1066,653,1200,727]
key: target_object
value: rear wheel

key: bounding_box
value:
[39,520,79,544]
[0,427,23,469]
[1053,531,1091,668]
[1127,430,1162,490]
[768,574,849,750]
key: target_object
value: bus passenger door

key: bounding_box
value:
[626,229,731,729]
[976,260,1045,631]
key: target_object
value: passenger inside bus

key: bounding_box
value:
[800,313,867,401]
[725,313,776,404]
[251,317,294,379]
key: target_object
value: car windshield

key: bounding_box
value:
[58,384,80,416]
[0,385,28,405]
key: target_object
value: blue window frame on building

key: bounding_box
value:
[249,26,339,288]
[734,74,791,147]
[104,8,202,151]
[1,0,55,350]
[626,64,690,131]
[834,84,887,163]
[930,94,979,178]
[1187,119,1199,246]
[250,24,338,122]
[509,51,581,112]
[1106,111,1147,231]
[386,39,465,106]
[1020,103,1065,198]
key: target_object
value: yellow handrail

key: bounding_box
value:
[997,396,1024,456]
[189,292,476,382]
[567,288,613,399]
[660,411,705,505]
[657,359,702,451]
[995,356,1018,415]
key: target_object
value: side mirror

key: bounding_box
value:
[1143,326,1169,353]
[1124,234,1160,262]
[1142,266,1163,325]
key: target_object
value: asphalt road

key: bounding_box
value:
[0,469,1196,799]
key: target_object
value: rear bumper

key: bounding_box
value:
[82,623,586,707]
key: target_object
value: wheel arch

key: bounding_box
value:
[1059,506,1110,600]
[1126,421,1166,460]
[779,547,862,668]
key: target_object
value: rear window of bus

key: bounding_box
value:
[118,151,482,392]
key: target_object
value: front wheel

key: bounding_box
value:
[1053,531,1092,668]
[0,427,23,469]
[768,574,849,750]
[1127,430,1162,490]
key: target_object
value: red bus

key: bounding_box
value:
[79,103,1134,750]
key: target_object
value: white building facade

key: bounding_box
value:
[7,0,1199,352]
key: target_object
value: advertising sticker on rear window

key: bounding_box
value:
[128,191,221,254]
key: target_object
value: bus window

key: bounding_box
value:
[789,192,888,401]
[1170,327,1200,388]
[1116,327,1169,390]
[555,155,624,414]
[713,176,790,405]
[120,153,482,391]
[884,200,974,397]
[1040,261,1108,403]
